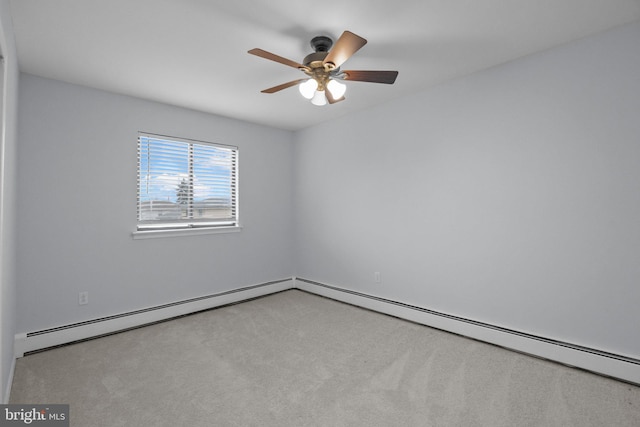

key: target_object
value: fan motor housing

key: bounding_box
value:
[304,35,335,69]
[303,51,328,68]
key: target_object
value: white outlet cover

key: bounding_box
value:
[79,292,89,305]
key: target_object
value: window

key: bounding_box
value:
[137,133,238,232]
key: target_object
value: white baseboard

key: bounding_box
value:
[294,278,640,385]
[15,279,294,357]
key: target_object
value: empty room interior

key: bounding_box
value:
[1,0,640,425]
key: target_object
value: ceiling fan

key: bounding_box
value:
[248,31,398,106]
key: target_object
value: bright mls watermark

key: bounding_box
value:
[0,405,68,426]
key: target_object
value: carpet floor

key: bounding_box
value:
[9,289,640,426]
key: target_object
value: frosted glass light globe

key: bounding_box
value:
[298,79,318,99]
[327,79,346,99]
[311,90,327,106]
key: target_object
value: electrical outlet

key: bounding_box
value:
[374,272,381,283]
[78,291,89,305]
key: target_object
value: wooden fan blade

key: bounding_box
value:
[342,70,398,84]
[261,79,308,94]
[325,90,345,104]
[248,48,308,70]
[323,31,367,69]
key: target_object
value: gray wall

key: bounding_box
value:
[16,74,294,333]
[0,0,19,403]
[293,22,640,358]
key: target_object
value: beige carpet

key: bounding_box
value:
[10,290,640,426]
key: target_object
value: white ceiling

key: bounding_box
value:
[9,0,640,131]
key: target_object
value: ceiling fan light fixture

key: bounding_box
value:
[326,79,346,99]
[249,30,398,105]
[298,79,317,99]
[311,89,327,106]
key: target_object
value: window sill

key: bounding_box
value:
[132,225,242,240]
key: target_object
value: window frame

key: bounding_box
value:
[133,132,240,238]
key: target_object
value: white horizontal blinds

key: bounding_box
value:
[137,134,238,230]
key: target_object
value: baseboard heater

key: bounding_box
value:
[295,277,640,385]
[15,279,294,357]
[15,277,640,385]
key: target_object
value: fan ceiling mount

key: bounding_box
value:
[248,31,399,106]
